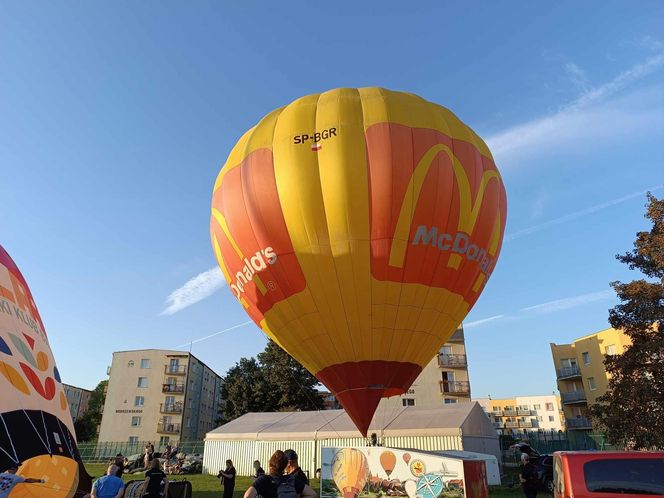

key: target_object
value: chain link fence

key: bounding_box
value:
[77,441,204,463]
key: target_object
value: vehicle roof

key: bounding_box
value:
[554,451,664,458]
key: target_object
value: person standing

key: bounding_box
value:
[113,454,125,478]
[218,459,237,498]
[91,465,124,498]
[253,460,265,480]
[244,451,316,498]
[284,450,309,486]
[142,459,168,498]
[0,463,44,498]
[519,454,538,498]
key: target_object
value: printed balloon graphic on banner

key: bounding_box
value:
[331,448,369,498]
[0,245,91,497]
[211,87,507,435]
[380,450,396,478]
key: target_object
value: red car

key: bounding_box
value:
[553,451,664,498]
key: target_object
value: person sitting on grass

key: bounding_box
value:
[91,465,124,498]
[0,462,45,497]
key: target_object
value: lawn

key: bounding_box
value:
[84,464,524,497]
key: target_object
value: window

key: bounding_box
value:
[549,416,555,422]
[588,377,597,390]
[605,344,617,355]
[159,436,170,446]
[444,399,457,404]
[140,358,150,369]
[128,436,138,444]
[582,352,590,365]
[584,458,664,493]
[533,404,541,410]
[134,396,144,406]
[131,416,141,427]
[492,406,500,412]
[402,398,415,406]
[546,403,554,411]
[137,377,148,388]
[561,358,577,368]
[537,416,543,421]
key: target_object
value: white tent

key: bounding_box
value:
[203,402,499,477]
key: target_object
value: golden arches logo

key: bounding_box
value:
[388,143,503,272]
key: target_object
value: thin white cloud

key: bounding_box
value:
[506,184,664,241]
[161,267,226,315]
[564,62,590,93]
[176,320,253,348]
[520,289,614,314]
[464,315,505,328]
[486,50,664,162]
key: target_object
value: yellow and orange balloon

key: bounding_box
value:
[331,448,369,498]
[211,88,507,434]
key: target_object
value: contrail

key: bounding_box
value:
[176,320,254,348]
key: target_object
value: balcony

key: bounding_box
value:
[157,422,181,434]
[505,421,519,428]
[438,354,467,368]
[164,364,187,375]
[160,402,183,414]
[162,383,185,394]
[557,366,581,379]
[440,380,470,396]
[517,409,532,416]
[561,391,587,404]
[567,417,593,430]
[520,421,533,428]
[503,410,518,417]
[492,422,503,428]
[447,329,465,343]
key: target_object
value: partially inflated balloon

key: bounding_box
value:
[0,245,91,497]
[211,88,507,434]
[331,448,369,498]
[380,450,396,477]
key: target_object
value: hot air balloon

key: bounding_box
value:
[380,450,397,478]
[403,453,412,464]
[331,448,369,498]
[210,87,507,435]
[0,245,91,497]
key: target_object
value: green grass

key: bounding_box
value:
[85,463,320,498]
[85,464,524,497]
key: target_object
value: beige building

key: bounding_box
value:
[63,384,92,422]
[475,395,565,435]
[550,327,631,432]
[379,327,471,409]
[98,349,223,446]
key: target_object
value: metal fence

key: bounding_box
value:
[77,441,204,463]
[499,430,620,466]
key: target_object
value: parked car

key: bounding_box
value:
[511,442,554,493]
[553,451,664,498]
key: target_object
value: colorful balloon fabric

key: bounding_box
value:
[331,448,369,498]
[211,87,507,434]
[0,245,91,497]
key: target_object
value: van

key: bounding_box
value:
[553,451,664,498]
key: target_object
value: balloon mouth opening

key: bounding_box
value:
[317,360,422,436]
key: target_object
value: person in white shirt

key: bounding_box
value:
[0,463,44,498]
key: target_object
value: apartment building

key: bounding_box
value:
[98,349,223,446]
[63,384,92,422]
[550,327,631,432]
[476,395,564,435]
[379,327,471,409]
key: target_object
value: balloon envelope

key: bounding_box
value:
[331,448,369,498]
[380,450,397,477]
[211,88,507,434]
[0,245,91,497]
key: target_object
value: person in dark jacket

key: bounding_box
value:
[284,449,309,486]
[218,459,237,498]
[253,460,265,480]
[519,454,538,498]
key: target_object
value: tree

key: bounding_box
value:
[220,341,325,422]
[589,194,664,449]
[73,380,107,442]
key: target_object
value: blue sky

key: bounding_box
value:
[1,2,663,399]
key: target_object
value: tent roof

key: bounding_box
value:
[206,402,496,441]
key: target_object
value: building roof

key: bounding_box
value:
[206,402,496,441]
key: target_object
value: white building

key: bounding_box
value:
[475,395,565,435]
[203,402,499,477]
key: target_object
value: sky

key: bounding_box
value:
[1,2,663,399]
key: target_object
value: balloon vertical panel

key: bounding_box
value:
[0,245,91,498]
